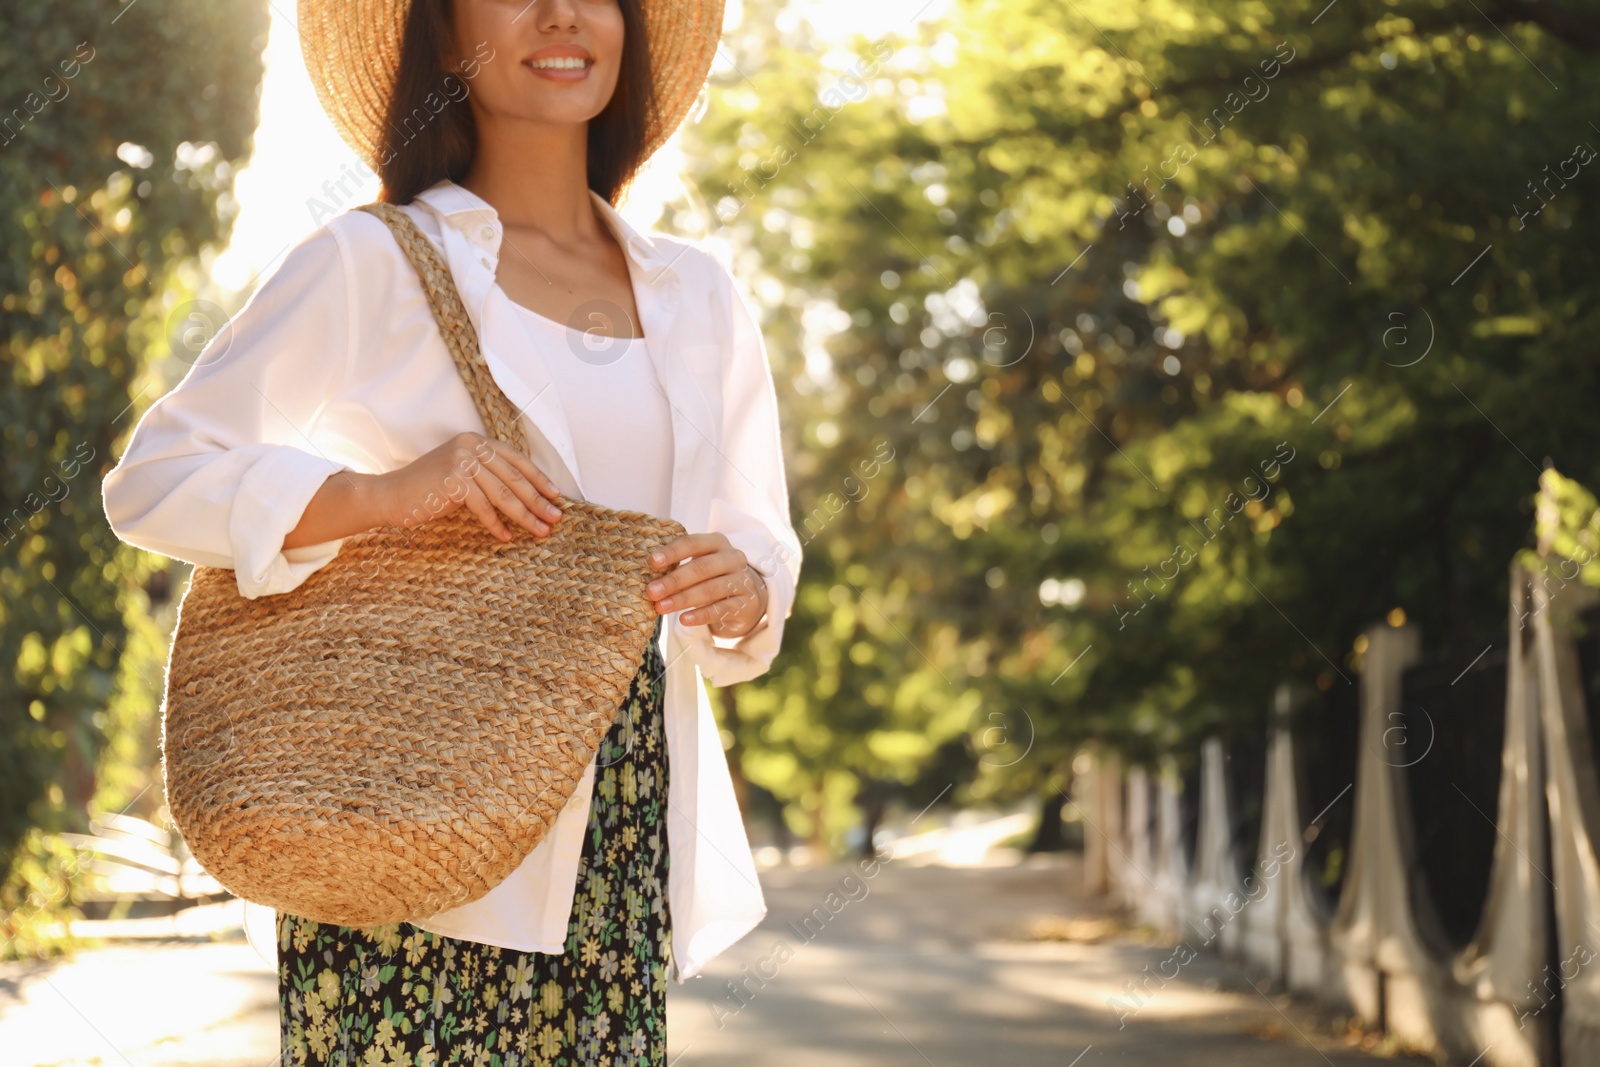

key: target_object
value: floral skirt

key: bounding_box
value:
[276,615,671,1066]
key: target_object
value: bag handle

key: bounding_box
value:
[355,201,533,458]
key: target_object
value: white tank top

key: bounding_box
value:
[505,299,675,518]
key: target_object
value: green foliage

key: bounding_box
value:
[681,0,1600,835]
[1,0,267,957]
[1524,467,1600,588]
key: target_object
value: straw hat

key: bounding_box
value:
[298,0,727,172]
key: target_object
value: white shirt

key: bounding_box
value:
[503,300,673,518]
[99,178,803,984]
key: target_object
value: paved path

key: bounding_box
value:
[0,845,1410,1065]
[668,849,1406,1066]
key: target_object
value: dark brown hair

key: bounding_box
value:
[376,0,655,207]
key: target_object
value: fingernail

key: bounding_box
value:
[648,581,663,595]
[659,598,673,610]
[650,551,665,564]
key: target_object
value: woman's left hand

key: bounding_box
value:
[647,532,768,638]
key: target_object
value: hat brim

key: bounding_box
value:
[298,0,726,175]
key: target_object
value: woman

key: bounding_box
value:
[100,0,802,1062]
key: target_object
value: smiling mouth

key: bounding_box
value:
[524,56,593,72]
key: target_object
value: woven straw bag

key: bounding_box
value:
[160,200,686,929]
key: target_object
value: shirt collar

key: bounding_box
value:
[412,178,681,279]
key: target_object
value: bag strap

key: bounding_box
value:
[355,201,532,456]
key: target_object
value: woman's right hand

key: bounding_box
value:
[371,431,564,541]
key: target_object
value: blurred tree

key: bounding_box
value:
[679,0,1600,844]
[1,0,267,958]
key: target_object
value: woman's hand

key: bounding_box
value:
[648,532,768,638]
[370,431,565,541]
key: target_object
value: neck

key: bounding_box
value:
[458,120,602,241]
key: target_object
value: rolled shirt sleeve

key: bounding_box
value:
[696,257,804,686]
[101,224,357,599]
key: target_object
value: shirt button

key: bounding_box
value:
[480,226,495,240]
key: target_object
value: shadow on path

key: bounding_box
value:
[668,851,1415,1067]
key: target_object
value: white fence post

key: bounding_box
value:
[1331,620,1440,1044]
[1186,738,1243,956]
[1532,561,1600,1062]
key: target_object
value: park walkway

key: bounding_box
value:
[0,819,1413,1065]
[671,835,1410,1066]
